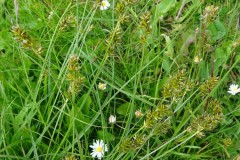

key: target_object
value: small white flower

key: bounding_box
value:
[48,11,54,20]
[109,115,116,124]
[22,39,28,44]
[98,82,107,90]
[228,84,240,95]
[193,55,202,63]
[90,140,108,160]
[159,15,164,21]
[100,0,110,10]
[135,110,143,118]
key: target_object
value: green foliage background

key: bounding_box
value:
[0,0,240,159]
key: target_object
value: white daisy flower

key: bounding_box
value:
[90,140,108,159]
[109,115,116,124]
[100,0,110,10]
[228,84,240,95]
[98,82,107,90]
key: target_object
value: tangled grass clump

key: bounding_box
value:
[0,0,239,159]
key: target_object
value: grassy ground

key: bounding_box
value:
[0,0,240,159]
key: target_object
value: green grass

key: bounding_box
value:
[0,0,240,159]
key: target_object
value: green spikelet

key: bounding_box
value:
[139,11,152,34]
[123,0,137,5]
[144,110,155,128]
[66,54,85,95]
[222,138,232,148]
[162,69,194,99]
[208,99,222,115]
[119,134,146,152]
[60,14,76,31]
[118,14,129,24]
[202,113,221,131]
[12,26,32,47]
[187,98,223,138]
[144,104,172,128]
[119,139,132,152]
[154,104,173,120]
[162,83,171,98]
[115,2,125,14]
[202,5,219,24]
[62,155,78,160]
[153,119,171,135]
[200,76,218,95]
[11,25,42,55]
[106,24,122,49]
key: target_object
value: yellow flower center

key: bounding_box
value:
[98,83,106,90]
[96,146,103,152]
[101,2,107,7]
[233,87,238,92]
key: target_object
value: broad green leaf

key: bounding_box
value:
[214,47,226,59]
[214,47,228,74]
[117,102,132,116]
[199,61,210,81]
[68,107,91,133]
[162,34,174,58]
[14,106,31,131]
[77,93,92,115]
[152,0,176,24]
[155,0,176,16]
[162,56,171,74]
[233,107,240,116]
[97,130,115,142]
[207,20,226,43]
[76,112,90,131]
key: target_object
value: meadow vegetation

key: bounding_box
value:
[0,0,240,159]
